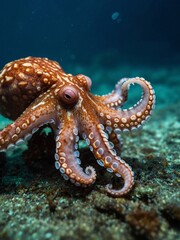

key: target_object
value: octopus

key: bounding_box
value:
[0,57,155,197]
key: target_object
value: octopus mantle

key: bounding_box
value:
[0,57,155,197]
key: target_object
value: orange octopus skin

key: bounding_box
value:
[0,57,155,197]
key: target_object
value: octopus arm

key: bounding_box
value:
[78,108,134,196]
[96,77,155,132]
[0,95,56,152]
[92,78,128,108]
[107,130,122,155]
[54,110,96,186]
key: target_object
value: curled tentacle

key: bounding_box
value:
[0,92,56,152]
[92,78,128,108]
[79,109,134,196]
[55,110,96,186]
[96,77,155,132]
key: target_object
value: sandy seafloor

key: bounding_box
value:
[0,58,179,240]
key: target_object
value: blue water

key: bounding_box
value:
[0,0,179,67]
[0,0,179,108]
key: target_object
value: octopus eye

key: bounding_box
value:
[84,75,92,91]
[76,74,92,91]
[59,86,79,107]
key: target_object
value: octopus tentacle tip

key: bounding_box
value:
[106,177,134,197]
[0,57,155,197]
[85,166,96,176]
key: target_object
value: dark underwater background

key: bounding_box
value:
[0,1,180,240]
